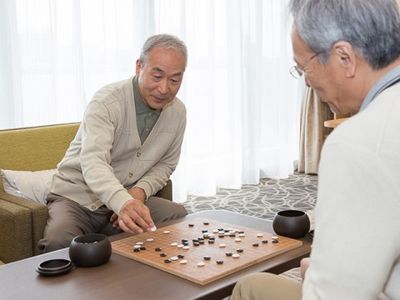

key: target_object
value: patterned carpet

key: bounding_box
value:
[183,173,318,284]
[183,173,318,222]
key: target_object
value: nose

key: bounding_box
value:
[157,78,169,95]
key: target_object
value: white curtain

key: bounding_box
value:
[0,0,301,202]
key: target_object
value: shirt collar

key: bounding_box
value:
[133,76,160,115]
[359,65,400,111]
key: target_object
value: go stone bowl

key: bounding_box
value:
[272,210,310,239]
[69,233,112,267]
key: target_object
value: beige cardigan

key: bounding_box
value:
[51,77,186,214]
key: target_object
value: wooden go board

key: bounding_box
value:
[112,218,302,285]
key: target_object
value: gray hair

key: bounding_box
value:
[140,34,188,69]
[289,0,400,69]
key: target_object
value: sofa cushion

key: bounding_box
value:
[0,169,56,204]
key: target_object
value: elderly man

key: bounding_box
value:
[232,0,400,299]
[39,34,188,252]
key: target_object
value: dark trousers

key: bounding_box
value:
[38,193,187,252]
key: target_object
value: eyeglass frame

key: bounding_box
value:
[289,51,322,79]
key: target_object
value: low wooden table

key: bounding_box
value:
[0,210,311,300]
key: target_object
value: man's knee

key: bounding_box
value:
[232,273,302,300]
[170,202,188,219]
[232,273,266,300]
[147,197,188,223]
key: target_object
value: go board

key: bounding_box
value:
[112,218,302,285]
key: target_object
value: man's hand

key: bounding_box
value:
[116,198,154,234]
[300,257,311,280]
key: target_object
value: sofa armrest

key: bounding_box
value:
[0,192,48,260]
[0,198,33,263]
[155,180,173,201]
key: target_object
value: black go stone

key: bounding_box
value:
[160,253,167,257]
[216,260,224,265]
[252,243,259,247]
[134,248,140,252]
[218,234,225,238]
[140,246,146,250]
[188,224,194,227]
[193,242,200,246]
[236,249,244,253]
[199,240,205,244]
[155,247,162,252]
[203,256,211,261]
[218,228,224,231]
[181,239,188,243]
[164,259,172,263]
[178,254,185,259]
[262,240,268,244]
[272,240,279,243]
[238,231,244,234]
[202,230,208,233]
[203,222,209,225]
[208,240,215,244]
[225,252,232,257]
[229,233,236,237]
[198,237,204,241]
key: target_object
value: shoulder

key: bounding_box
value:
[326,84,400,155]
[91,78,133,106]
[163,97,187,117]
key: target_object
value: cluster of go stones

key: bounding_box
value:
[132,221,280,267]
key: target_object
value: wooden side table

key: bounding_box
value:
[324,117,349,129]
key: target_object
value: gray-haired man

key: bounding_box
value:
[39,34,188,252]
[232,0,400,299]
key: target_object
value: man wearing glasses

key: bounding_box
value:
[232,0,400,299]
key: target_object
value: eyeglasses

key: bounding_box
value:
[289,52,321,79]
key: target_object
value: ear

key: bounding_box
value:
[135,59,142,76]
[332,41,357,78]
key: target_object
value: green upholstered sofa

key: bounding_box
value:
[0,123,172,264]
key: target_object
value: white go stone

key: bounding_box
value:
[182,246,190,250]
[232,253,240,259]
[180,260,188,264]
[256,233,264,238]
[238,233,246,237]
[149,225,157,232]
[170,256,179,261]
[170,242,178,247]
[272,235,279,240]
[197,262,205,267]
[135,242,144,245]
[146,238,154,242]
[212,229,219,233]
[219,243,226,248]
[163,230,171,234]
[177,244,184,248]
[235,238,242,242]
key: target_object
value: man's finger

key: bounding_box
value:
[136,205,154,228]
[110,213,118,223]
[119,218,143,234]
[129,213,149,232]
